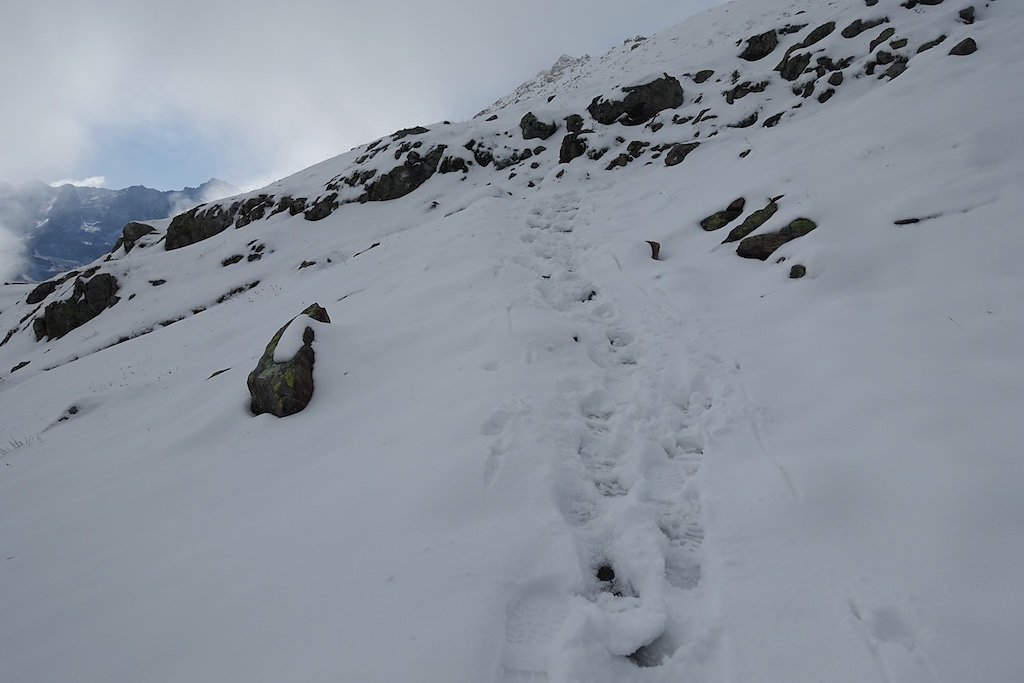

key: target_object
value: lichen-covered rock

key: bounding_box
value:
[559,133,588,163]
[587,75,684,126]
[519,112,557,140]
[363,146,446,201]
[664,142,700,166]
[32,272,120,340]
[739,30,779,61]
[736,218,817,259]
[165,203,238,250]
[247,303,331,418]
[111,222,157,254]
[723,200,780,243]
[700,198,746,231]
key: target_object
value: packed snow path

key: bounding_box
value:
[492,178,731,680]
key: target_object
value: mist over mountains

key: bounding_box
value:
[0,178,238,281]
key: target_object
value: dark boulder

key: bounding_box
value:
[33,272,120,340]
[842,17,889,39]
[247,303,331,418]
[916,34,947,52]
[25,270,79,305]
[520,112,557,140]
[949,37,977,55]
[700,198,746,231]
[166,203,238,250]
[664,142,700,167]
[111,222,157,254]
[739,30,779,61]
[799,22,836,48]
[691,69,715,83]
[724,200,781,243]
[559,133,588,163]
[303,193,339,221]
[789,264,807,279]
[959,7,975,24]
[736,218,817,259]
[587,75,684,126]
[565,114,585,134]
[363,146,447,201]
[778,52,812,81]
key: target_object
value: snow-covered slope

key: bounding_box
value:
[2,0,1022,681]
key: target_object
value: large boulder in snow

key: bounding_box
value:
[32,272,120,340]
[519,112,557,140]
[247,303,331,418]
[111,221,157,254]
[739,30,779,61]
[165,203,237,250]
[587,74,684,126]
[362,146,447,202]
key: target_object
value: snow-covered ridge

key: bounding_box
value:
[1,0,1022,681]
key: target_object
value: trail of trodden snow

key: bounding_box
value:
[489,174,738,682]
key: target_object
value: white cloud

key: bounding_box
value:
[0,219,26,282]
[49,176,106,188]
[0,0,727,190]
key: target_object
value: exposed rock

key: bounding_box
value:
[26,270,80,305]
[439,156,469,174]
[724,80,769,103]
[763,112,785,127]
[799,22,837,49]
[391,126,430,140]
[842,17,889,39]
[779,51,812,81]
[870,27,896,51]
[723,200,780,243]
[959,6,975,24]
[149,279,166,286]
[588,74,684,126]
[363,146,447,201]
[110,222,157,254]
[789,264,807,279]
[247,303,331,418]
[818,88,836,103]
[646,241,661,260]
[828,71,845,86]
[736,218,817,259]
[165,203,238,250]
[606,154,631,170]
[222,254,244,266]
[890,38,908,49]
[519,112,557,140]
[303,193,339,221]
[700,198,746,231]
[565,114,585,133]
[739,30,779,61]
[11,360,30,373]
[272,196,308,217]
[917,35,947,52]
[33,272,120,341]
[728,112,759,128]
[949,37,977,55]
[559,133,588,163]
[692,69,715,83]
[664,142,700,166]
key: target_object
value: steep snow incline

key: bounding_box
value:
[1,0,1023,681]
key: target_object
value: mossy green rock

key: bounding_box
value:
[723,200,780,243]
[247,303,331,417]
[736,218,818,260]
[700,198,746,231]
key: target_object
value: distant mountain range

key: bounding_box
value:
[0,178,238,281]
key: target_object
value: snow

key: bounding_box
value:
[1,0,1023,681]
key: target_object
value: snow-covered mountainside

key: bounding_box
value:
[2,0,1022,681]
[0,178,238,281]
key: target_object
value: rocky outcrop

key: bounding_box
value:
[111,222,157,254]
[588,75,684,126]
[559,134,588,163]
[247,303,331,418]
[363,146,446,202]
[519,112,557,140]
[32,272,120,340]
[739,30,779,61]
[25,270,79,305]
[736,218,818,259]
[165,203,237,250]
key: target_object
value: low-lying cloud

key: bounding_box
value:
[0,219,26,283]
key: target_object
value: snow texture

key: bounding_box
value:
[1,0,1023,681]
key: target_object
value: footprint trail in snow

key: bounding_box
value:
[496,187,722,680]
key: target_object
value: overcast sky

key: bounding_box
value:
[0,0,729,193]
